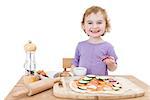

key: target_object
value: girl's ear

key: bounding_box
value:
[81,23,85,32]
[81,23,89,36]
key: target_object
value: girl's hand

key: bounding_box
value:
[101,56,117,71]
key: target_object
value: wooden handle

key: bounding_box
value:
[12,87,29,97]
[13,77,61,97]
[27,78,54,96]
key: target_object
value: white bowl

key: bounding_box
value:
[73,67,87,76]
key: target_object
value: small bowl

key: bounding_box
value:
[73,67,87,76]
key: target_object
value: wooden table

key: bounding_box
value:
[5,75,150,100]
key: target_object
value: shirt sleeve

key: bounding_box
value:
[72,43,80,67]
[107,45,118,61]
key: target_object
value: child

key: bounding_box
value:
[71,6,118,75]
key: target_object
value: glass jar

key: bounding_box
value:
[24,41,37,75]
[24,52,36,75]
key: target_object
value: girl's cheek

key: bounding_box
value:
[100,25,105,30]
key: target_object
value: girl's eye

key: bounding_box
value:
[88,22,93,24]
[97,21,102,24]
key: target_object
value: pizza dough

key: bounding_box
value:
[69,75,124,94]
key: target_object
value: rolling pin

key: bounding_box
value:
[13,77,61,97]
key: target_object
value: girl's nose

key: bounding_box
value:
[92,23,98,28]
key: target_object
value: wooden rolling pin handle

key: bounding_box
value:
[12,88,29,97]
[13,77,61,97]
[27,78,61,96]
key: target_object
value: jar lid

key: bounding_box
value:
[24,40,37,52]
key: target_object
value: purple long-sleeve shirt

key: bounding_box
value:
[72,40,118,75]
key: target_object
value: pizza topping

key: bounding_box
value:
[103,86,112,91]
[113,83,121,87]
[109,80,117,82]
[78,86,87,90]
[96,76,108,80]
[86,75,96,78]
[112,86,120,91]
[79,80,90,84]
[113,83,122,89]
[88,85,97,90]
[83,77,93,81]
[74,76,122,93]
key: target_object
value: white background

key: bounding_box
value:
[0,0,150,99]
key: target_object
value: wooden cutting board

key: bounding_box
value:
[53,76,145,100]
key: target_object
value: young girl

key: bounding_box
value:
[71,6,118,75]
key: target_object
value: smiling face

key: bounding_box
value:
[82,11,106,38]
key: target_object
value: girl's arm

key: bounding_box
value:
[102,56,117,71]
[107,61,117,71]
[106,44,118,71]
[71,43,80,70]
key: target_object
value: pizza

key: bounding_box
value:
[69,75,123,94]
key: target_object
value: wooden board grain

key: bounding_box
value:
[5,75,150,100]
[53,76,145,100]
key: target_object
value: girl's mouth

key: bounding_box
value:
[90,29,100,33]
